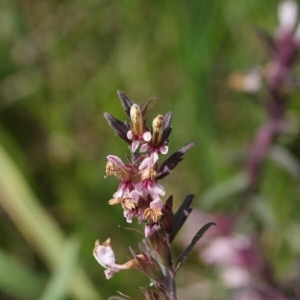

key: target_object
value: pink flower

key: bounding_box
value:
[127,104,151,152]
[106,155,139,200]
[109,195,140,223]
[138,151,159,170]
[138,114,169,158]
[135,179,165,207]
[127,130,151,153]
[93,238,138,279]
[145,223,161,237]
[140,143,169,156]
[135,155,165,206]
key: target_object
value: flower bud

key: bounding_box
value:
[130,104,144,136]
[151,115,164,147]
[134,252,165,283]
[146,230,172,267]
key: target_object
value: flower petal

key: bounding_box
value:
[145,223,161,237]
[105,268,120,279]
[153,182,165,196]
[150,198,164,210]
[113,187,123,198]
[160,145,169,155]
[131,140,140,153]
[143,131,152,142]
[140,143,149,153]
[93,239,116,268]
[127,130,133,140]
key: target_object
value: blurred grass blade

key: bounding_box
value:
[201,172,248,209]
[174,222,216,273]
[39,237,79,300]
[0,143,101,300]
[0,248,46,299]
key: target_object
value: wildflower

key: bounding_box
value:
[93,239,138,279]
[127,104,151,152]
[105,155,133,181]
[105,155,139,200]
[135,162,165,209]
[97,91,203,300]
[109,197,141,223]
[143,207,163,223]
[140,115,169,166]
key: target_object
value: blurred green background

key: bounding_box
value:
[1,0,300,299]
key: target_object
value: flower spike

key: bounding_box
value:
[95,91,213,299]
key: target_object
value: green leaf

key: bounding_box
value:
[0,248,46,299]
[175,222,216,273]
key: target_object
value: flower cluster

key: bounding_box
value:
[103,91,194,237]
[93,91,214,299]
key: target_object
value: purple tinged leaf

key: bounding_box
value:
[156,142,196,180]
[117,90,134,117]
[142,97,156,116]
[163,112,172,129]
[169,194,193,243]
[163,112,173,141]
[174,222,216,273]
[161,195,174,234]
[104,113,131,144]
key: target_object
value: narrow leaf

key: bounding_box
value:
[104,113,131,144]
[142,97,156,116]
[156,142,196,180]
[163,112,173,129]
[163,112,173,141]
[175,222,216,273]
[169,194,193,243]
[117,90,134,117]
